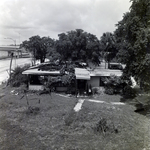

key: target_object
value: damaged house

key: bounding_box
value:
[22,62,123,95]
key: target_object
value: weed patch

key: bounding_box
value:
[26,106,40,115]
[93,117,119,135]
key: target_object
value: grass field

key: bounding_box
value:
[0,85,150,150]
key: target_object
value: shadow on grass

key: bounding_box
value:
[120,94,150,118]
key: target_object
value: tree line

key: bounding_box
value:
[21,0,150,90]
[21,29,118,66]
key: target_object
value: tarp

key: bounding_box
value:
[75,68,90,80]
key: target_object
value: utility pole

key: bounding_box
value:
[4,38,16,85]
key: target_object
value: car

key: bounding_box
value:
[108,63,123,70]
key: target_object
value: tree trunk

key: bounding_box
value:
[40,57,45,63]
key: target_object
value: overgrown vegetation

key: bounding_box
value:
[93,117,118,135]
[102,75,126,95]
[115,0,150,91]
[38,63,76,93]
[9,64,30,87]
[45,73,75,89]
[102,75,137,98]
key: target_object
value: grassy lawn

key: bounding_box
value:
[0,85,150,150]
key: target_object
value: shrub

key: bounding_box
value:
[105,88,114,95]
[93,117,118,135]
[9,64,30,87]
[92,87,105,95]
[92,87,99,94]
[102,75,126,95]
[123,85,136,98]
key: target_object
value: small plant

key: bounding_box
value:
[93,118,118,135]
[27,106,40,114]
[92,87,105,95]
[92,87,99,94]
[95,118,108,134]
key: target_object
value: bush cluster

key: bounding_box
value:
[102,75,137,98]
[102,75,126,95]
[123,85,137,98]
[9,64,30,87]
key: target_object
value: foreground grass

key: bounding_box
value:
[0,86,150,150]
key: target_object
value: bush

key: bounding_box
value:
[93,117,118,135]
[105,88,114,95]
[9,64,30,87]
[102,75,126,95]
[92,87,105,95]
[123,85,136,98]
[92,87,99,94]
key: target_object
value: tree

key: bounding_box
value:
[86,32,101,65]
[100,32,118,65]
[55,33,72,62]
[40,36,54,63]
[55,29,101,65]
[115,0,150,90]
[47,46,61,62]
[21,36,54,64]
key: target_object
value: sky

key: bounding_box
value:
[0,0,131,46]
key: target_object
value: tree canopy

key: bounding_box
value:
[115,0,150,90]
[21,29,101,65]
[21,35,54,63]
[55,29,101,65]
[100,32,118,63]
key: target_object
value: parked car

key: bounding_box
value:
[108,63,123,70]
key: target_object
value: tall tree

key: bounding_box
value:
[55,29,101,65]
[100,32,117,64]
[55,33,72,62]
[115,0,150,89]
[86,32,101,65]
[46,40,61,62]
[21,36,54,64]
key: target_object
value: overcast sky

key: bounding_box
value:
[0,0,131,46]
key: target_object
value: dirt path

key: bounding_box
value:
[73,98,126,112]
